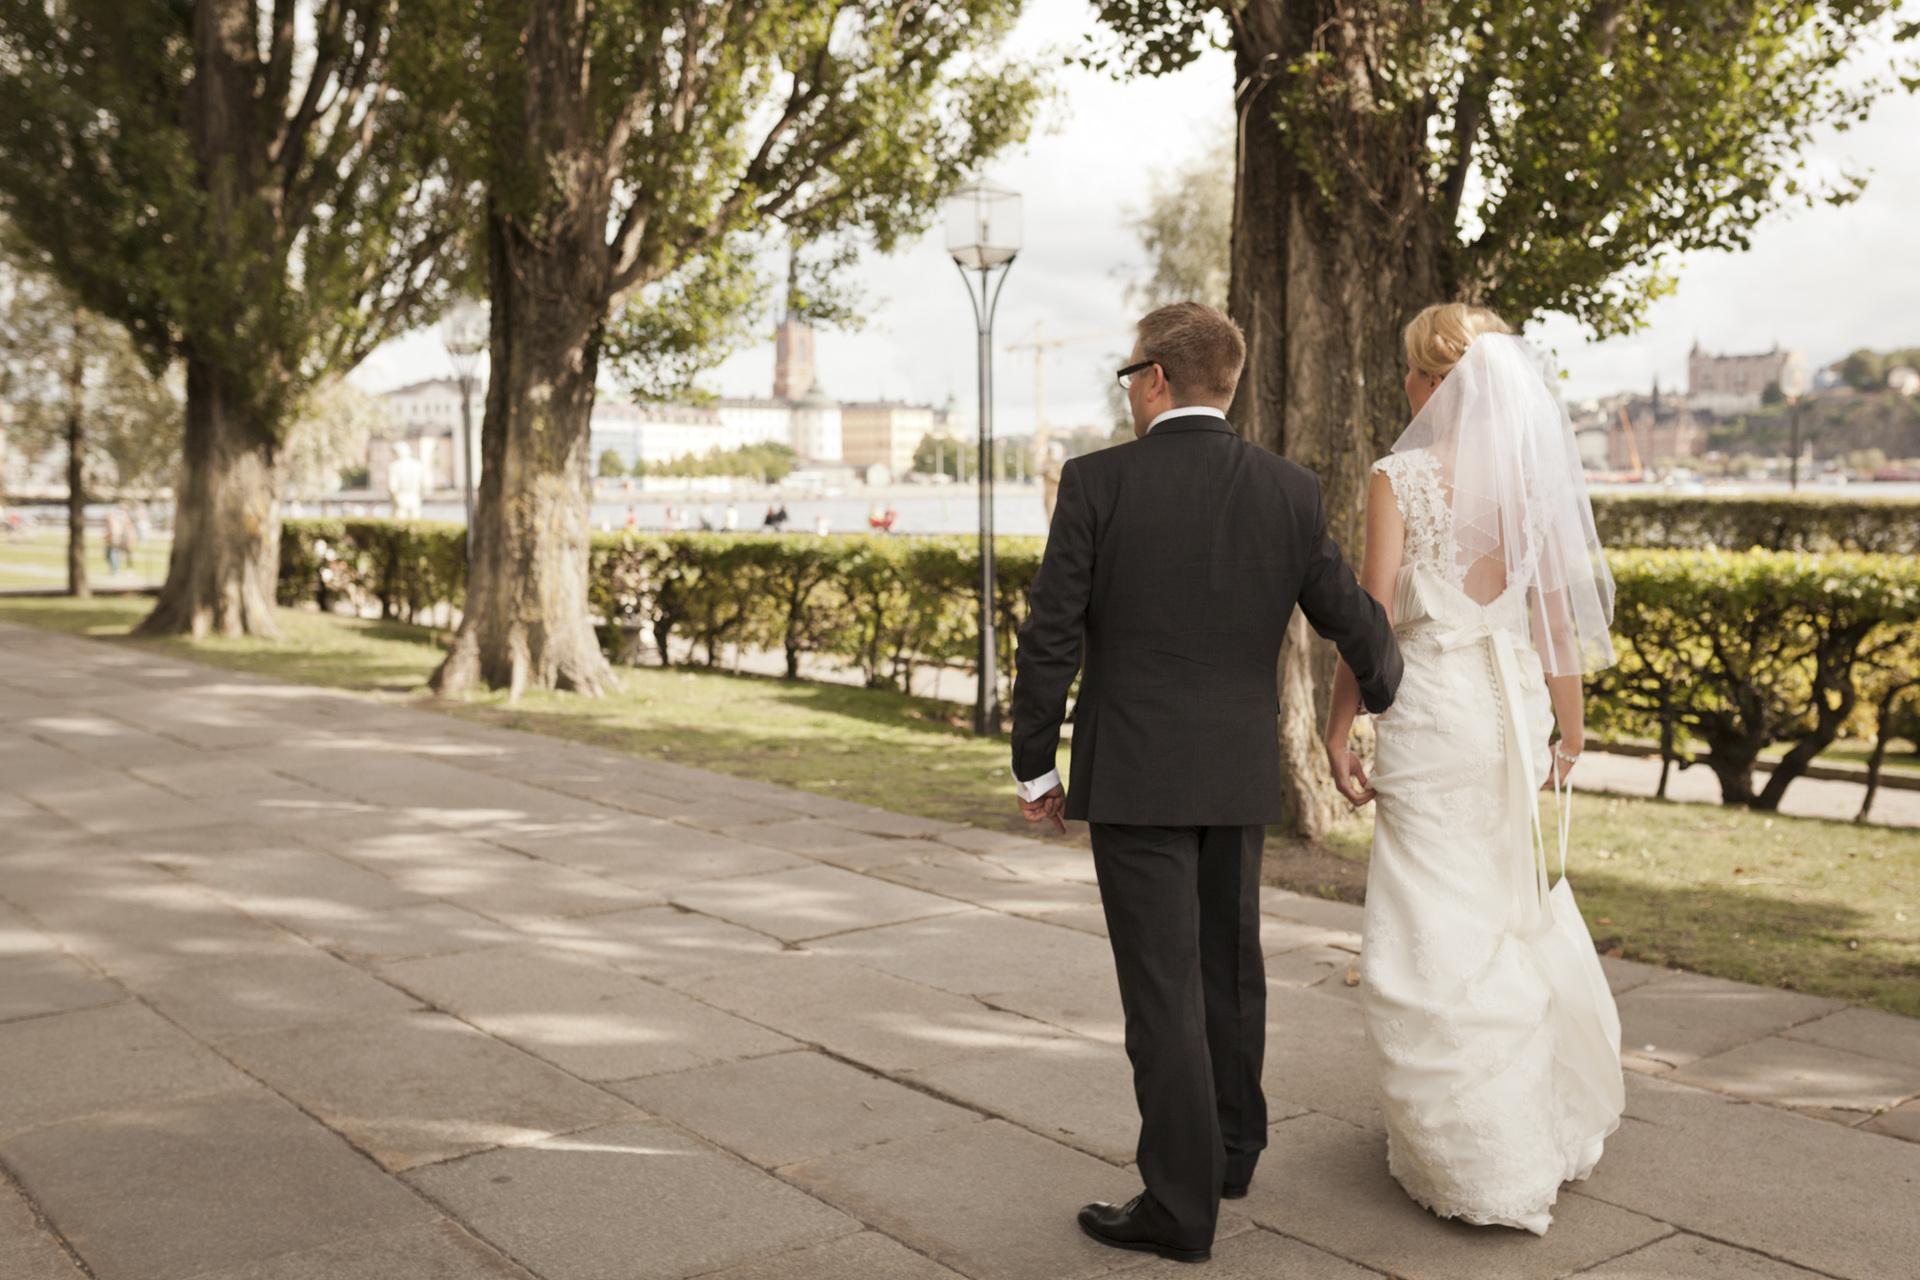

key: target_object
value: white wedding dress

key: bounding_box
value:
[1360,446,1625,1235]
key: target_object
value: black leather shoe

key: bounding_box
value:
[1076,1194,1211,1264]
[1221,1178,1250,1200]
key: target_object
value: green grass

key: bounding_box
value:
[0,529,171,590]
[4,595,1916,1018]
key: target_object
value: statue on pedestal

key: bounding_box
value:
[387,440,426,519]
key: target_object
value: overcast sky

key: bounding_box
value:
[351,1,1920,431]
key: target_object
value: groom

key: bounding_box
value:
[1011,302,1403,1263]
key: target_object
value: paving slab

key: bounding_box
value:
[977,970,1125,1044]
[413,857,659,926]
[789,835,956,873]
[0,951,123,1023]
[488,826,812,890]
[0,1169,86,1280]
[1780,1005,1920,1066]
[121,949,421,1042]
[380,943,795,1079]
[1669,1034,1920,1115]
[901,1033,1142,1162]
[686,1229,967,1280]
[21,875,315,978]
[179,1219,537,1280]
[1574,1232,1830,1278]
[615,1049,979,1169]
[1579,1073,1920,1279]
[1260,916,1364,954]
[1239,1113,1669,1279]
[0,1001,250,1138]
[785,1118,1188,1280]
[1258,889,1366,932]
[1864,1098,1920,1142]
[1123,1227,1383,1278]
[284,900,522,963]
[404,1118,856,1280]
[667,863,972,943]
[0,1089,436,1280]
[872,851,1108,914]
[1599,955,1674,997]
[516,904,785,980]
[1265,943,1361,990]
[672,952,1066,1073]
[807,908,1112,999]
[221,1010,637,1170]
[1262,986,1386,1131]
[1613,973,1842,1069]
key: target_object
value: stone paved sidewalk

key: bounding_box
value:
[1,620,1916,1280]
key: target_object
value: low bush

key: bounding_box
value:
[1590,493,1919,555]
[281,520,1919,811]
[1590,548,1920,812]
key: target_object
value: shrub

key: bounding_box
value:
[1590,493,1919,555]
[278,518,465,624]
[1591,548,1920,810]
[281,521,1919,811]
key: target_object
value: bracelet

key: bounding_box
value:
[1552,743,1582,766]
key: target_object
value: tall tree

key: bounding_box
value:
[1093,1,1915,834]
[404,1,1043,697]
[0,244,182,596]
[0,1,468,636]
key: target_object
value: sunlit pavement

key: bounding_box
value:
[1,619,1915,1280]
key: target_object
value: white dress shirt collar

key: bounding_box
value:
[1147,405,1229,433]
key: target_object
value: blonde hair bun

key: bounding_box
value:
[1403,303,1512,378]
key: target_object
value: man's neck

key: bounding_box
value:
[1145,404,1229,434]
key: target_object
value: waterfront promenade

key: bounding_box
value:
[2,620,1916,1280]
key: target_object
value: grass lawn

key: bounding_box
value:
[0,529,171,591]
[3,595,1915,1018]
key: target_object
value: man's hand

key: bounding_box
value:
[1325,738,1375,808]
[1019,783,1067,835]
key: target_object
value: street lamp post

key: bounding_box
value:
[439,300,488,561]
[946,180,1021,736]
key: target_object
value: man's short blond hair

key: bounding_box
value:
[1136,302,1246,405]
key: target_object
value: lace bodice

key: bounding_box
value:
[1371,450,1460,587]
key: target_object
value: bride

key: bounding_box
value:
[1322,303,1624,1235]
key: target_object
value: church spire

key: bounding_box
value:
[772,245,816,401]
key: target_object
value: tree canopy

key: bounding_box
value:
[1091,1,1916,335]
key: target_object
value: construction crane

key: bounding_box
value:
[1004,322,1133,513]
[1616,405,1645,477]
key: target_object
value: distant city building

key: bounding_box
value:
[1606,384,1704,470]
[371,289,947,484]
[369,377,480,493]
[841,401,937,480]
[589,401,725,471]
[1687,341,1809,416]
[1886,366,1920,397]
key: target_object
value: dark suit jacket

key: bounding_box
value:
[1010,412,1402,827]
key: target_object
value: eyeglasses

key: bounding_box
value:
[1116,359,1161,390]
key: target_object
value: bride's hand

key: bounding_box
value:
[1325,738,1375,807]
[1543,739,1581,791]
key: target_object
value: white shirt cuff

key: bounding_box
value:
[1013,768,1062,802]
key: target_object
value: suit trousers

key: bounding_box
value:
[1088,821,1269,1245]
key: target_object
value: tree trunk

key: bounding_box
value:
[137,357,281,637]
[1230,5,1445,837]
[1856,696,1896,823]
[64,342,88,598]
[134,0,283,638]
[432,211,612,699]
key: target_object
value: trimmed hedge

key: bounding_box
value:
[281,519,1920,813]
[1590,493,1919,555]
[1592,548,1920,812]
[278,518,466,624]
